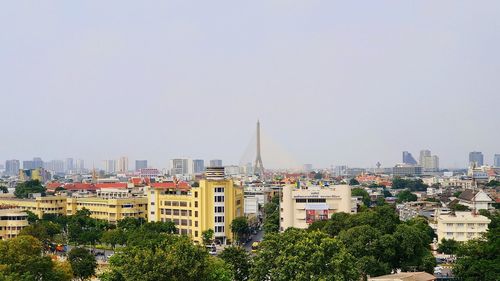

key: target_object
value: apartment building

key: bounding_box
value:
[148,167,244,244]
[66,197,148,223]
[0,196,67,218]
[436,211,491,242]
[280,184,352,231]
[0,209,29,240]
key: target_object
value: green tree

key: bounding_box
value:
[230,217,249,244]
[14,179,46,198]
[376,197,386,206]
[396,190,417,203]
[25,210,39,224]
[322,212,351,237]
[263,196,280,233]
[450,203,470,212]
[393,224,436,273]
[485,180,500,187]
[101,229,127,249]
[437,238,460,255]
[349,178,360,186]
[68,247,97,281]
[202,229,214,246]
[0,185,8,193]
[352,188,370,206]
[0,235,71,281]
[392,178,428,191]
[117,217,144,232]
[19,221,61,241]
[142,221,177,234]
[219,246,251,281]
[382,189,393,198]
[251,229,360,281]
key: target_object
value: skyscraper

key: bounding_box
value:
[170,158,190,176]
[118,156,129,172]
[104,160,116,174]
[402,151,418,165]
[135,160,148,171]
[76,159,85,172]
[469,151,484,166]
[192,159,205,174]
[5,160,20,176]
[65,158,74,172]
[419,150,439,173]
[494,154,500,167]
[209,159,223,167]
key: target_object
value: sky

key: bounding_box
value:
[1,1,499,169]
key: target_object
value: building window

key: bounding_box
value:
[215,216,224,223]
[195,192,198,198]
[195,201,198,208]
[236,199,241,205]
[166,209,172,215]
[215,206,224,213]
[215,226,225,233]
[195,221,198,227]
[195,211,198,217]
[181,210,188,216]
[215,196,225,202]
[195,231,198,237]
[308,198,326,203]
[180,202,187,207]
[295,199,307,203]
[173,210,180,216]
[215,187,224,193]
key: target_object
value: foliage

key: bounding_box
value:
[349,178,359,186]
[19,221,61,241]
[424,197,440,203]
[396,190,417,203]
[453,191,462,197]
[263,196,280,233]
[485,180,500,187]
[251,228,360,281]
[231,217,250,244]
[391,178,428,191]
[202,229,214,245]
[0,185,8,193]
[219,246,251,281]
[14,179,46,198]
[67,209,110,246]
[68,247,97,281]
[376,197,386,206]
[437,238,460,254]
[0,235,71,281]
[450,203,470,212]
[105,235,224,281]
[383,188,393,198]
[101,229,127,249]
[352,188,370,206]
[25,210,39,224]
[116,217,145,231]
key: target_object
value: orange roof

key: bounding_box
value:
[65,183,97,191]
[95,183,128,189]
[46,182,63,189]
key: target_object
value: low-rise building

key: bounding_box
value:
[457,189,494,210]
[66,197,148,223]
[0,196,67,218]
[0,209,29,240]
[436,211,490,242]
[280,184,352,231]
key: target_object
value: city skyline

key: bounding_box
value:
[1,1,499,169]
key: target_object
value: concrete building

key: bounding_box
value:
[148,167,244,244]
[224,165,240,176]
[170,158,191,176]
[469,151,484,166]
[436,211,490,242]
[280,184,352,231]
[193,159,205,174]
[65,158,74,172]
[0,196,67,218]
[76,159,85,173]
[135,160,148,171]
[45,160,65,173]
[104,160,117,174]
[457,189,494,210]
[494,154,500,167]
[393,164,423,177]
[118,156,129,173]
[5,160,20,176]
[419,150,439,173]
[0,209,29,240]
[66,197,148,224]
[209,159,223,167]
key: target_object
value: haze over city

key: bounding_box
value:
[1,1,499,169]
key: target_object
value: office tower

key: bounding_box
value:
[135,160,148,171]
[23,161,34,170]
[65,158,74,172]
[419,150,439,173]
[170,158,190,176]
[5,160,20,176]
[192,159,205,174]
[76,159,85,172]
[209,159,223,167]
[118,157,129,173]
[104,160,116,174]
[32,158,44,169]
[402,151,418,165]
[494,154,500,167]
[45,160,65,173]
[469,151,484,166]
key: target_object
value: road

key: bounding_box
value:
[243,229,264,252]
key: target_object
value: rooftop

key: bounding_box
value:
[368,272,436,281]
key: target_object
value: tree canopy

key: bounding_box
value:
[68,247,97,281]
[14,179,46,198]
[351,188,370,206]
[263,196,279,233]
[396,190,418,203]
[391,178,428,191]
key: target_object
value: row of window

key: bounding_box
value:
[445,223,487,227]
[162,201,190,207]
[0,226,24,230]
[161,218,198,227]
[215,226,225,233]
[215,206,225,213]
[160,209,193,217]
[215,187,225,193]
[215,216,224,223]
[295,198,327,203]
[215,196,225,202]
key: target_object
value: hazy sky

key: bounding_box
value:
[1,1,499,169]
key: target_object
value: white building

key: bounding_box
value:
[457,189,494,211]
[436,211,490,242]
[118,156,129,173]
[280,184,351,231]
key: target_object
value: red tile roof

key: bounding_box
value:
[151,182,191,189]
[95,183,128,189]
[65,183,97,191]
[46,182,63,189]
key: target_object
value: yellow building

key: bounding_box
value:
[0,196,67,218]
[436,211,490,242]
[148,167,244,244]
[66,196,148,224]
[0,209,29,240]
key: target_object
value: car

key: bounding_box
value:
[206,245,217,255]
[434,266,443,274]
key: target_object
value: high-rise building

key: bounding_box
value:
[494,154,500,167]
[5,160,20,176]
[469,151,484,166]
[65,158,74,172]
[209,159,223,167]
[76,159,85,172]
[32,158,44,169]
[419,150,439,172]
[22,161,33,170]
[45,160,65,173]
[135,160,148,171]
[118,157,129,173]
[192,159,205,174]
[170,158,191,176]
[103,160,116,174]
[402,151,418,165]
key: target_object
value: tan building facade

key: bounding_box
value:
[436,211,490,242]
[0,196,67,218]
[0,209,29,240]
[280,184,352,231]
[66,197,148,223]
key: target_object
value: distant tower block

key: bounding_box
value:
[254,120,265,176]
[376,162,381,169]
